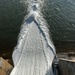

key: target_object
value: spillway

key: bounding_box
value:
[10,0,56,75]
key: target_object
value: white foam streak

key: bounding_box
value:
[10,0,56,75]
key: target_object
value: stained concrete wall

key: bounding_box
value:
[59,58,75,75]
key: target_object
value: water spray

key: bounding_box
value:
[10,0,56,75]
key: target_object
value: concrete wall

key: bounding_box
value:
[59,58,75,75]
[0,57,13,75]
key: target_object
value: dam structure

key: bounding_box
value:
[10,0,56,75]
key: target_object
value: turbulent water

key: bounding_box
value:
[10,0,56,75]
[0,0,75,51]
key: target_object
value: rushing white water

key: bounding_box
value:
[10,0,56,75]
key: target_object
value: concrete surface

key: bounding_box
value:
[0,57,13,75]
[59,58,75,75]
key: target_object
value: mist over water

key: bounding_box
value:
[10,0,56,75]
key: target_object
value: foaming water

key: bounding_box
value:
[10,0,56,75]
